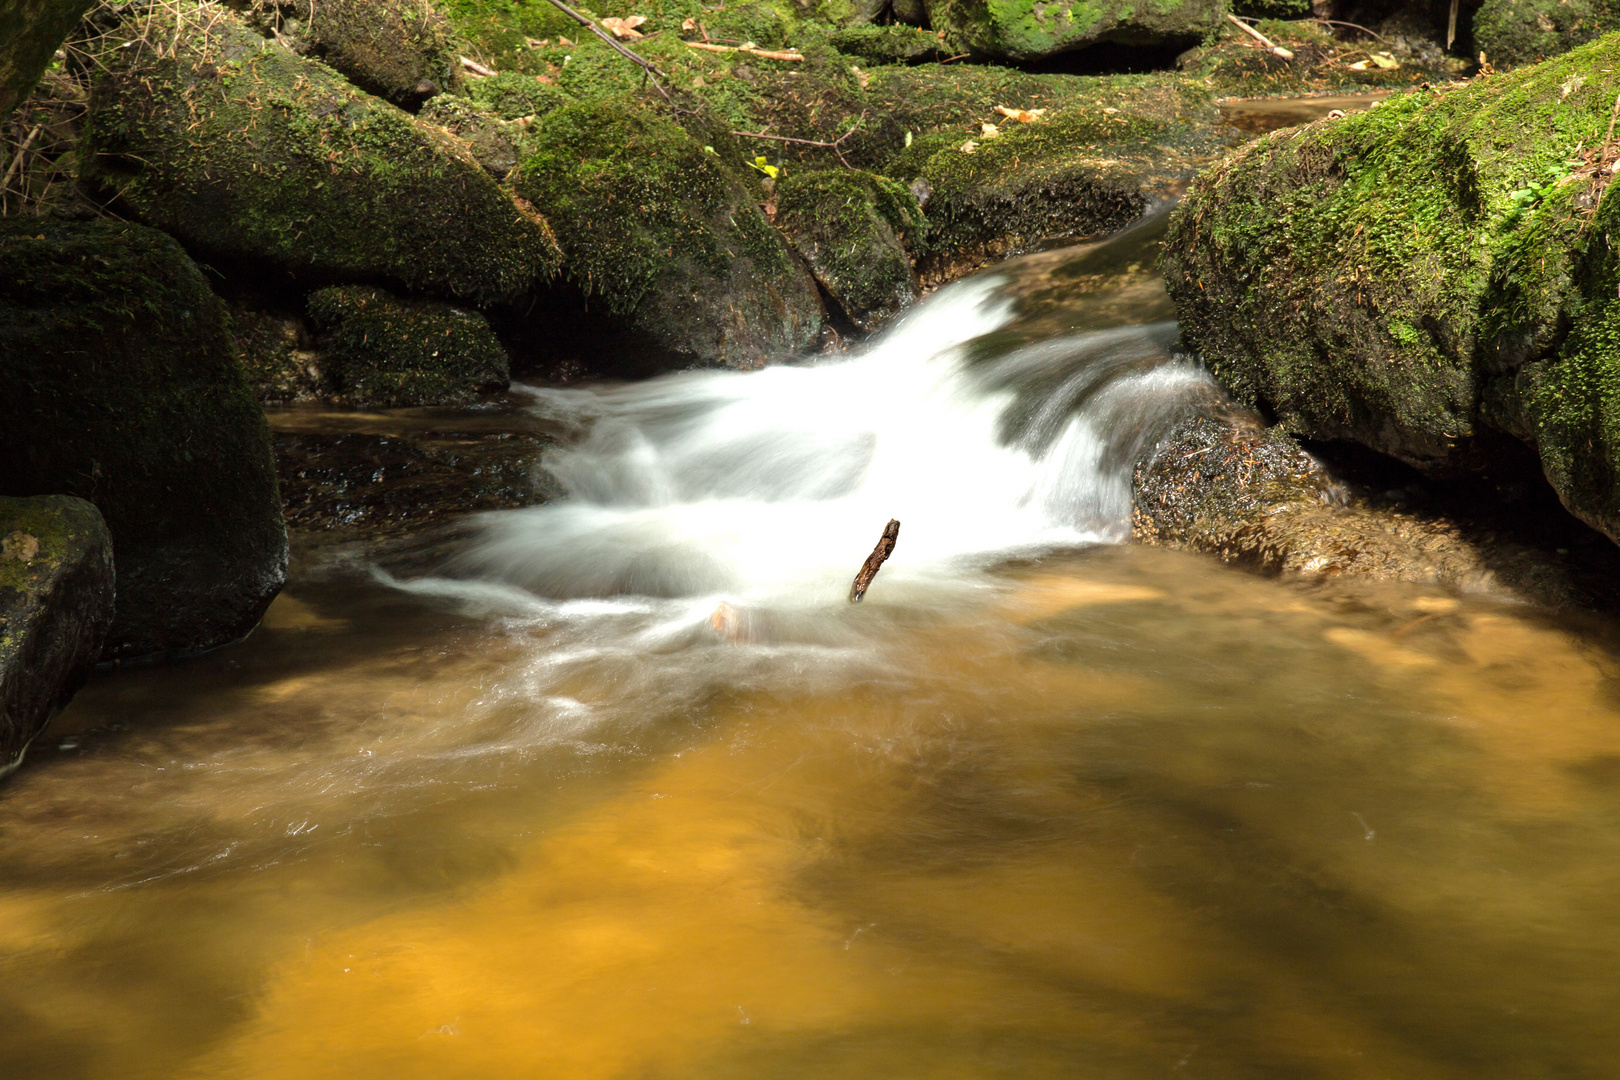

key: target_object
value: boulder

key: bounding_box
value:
[512,95,822,370]
[306,285,511,406]
[80,1,560,306]
[252,0,466,109]
[1474,0,1620,68]
[1162,36,1620,546]
[0,0,95,113]
[922,0,1226,62]
[774,169,925,331]
[0,219,288,662]
[0,496,114,773]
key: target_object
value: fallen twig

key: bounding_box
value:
[849,519,899,602]
[460,55,496,78]
[1307,18,1387,44]
[1603,92,1620,163]
[732,112,865,168]
[684,40,803,61]
[541,0,675,103]
[0,125,43,196]
[1226,13,1294,59]
[940,52,972,64]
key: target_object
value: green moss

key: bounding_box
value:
[1165,33,1620,542]
[774,169,925,329]
[922,0,1225,61]
[419,92,524,176]
[465,70,573,119]
[270,0,466,106]
[79,3,561,306]
[513,94,821,366]
[1178,18,1450,97]
[306,285,511,406]
[1230,0,1310,18]
[827,24,948,64]
[0,218,287,661]
[1475,0,1620,68]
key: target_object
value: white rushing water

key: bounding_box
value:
[395,234,1221,630]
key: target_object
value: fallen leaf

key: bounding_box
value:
[558,35,574,46]
[980,122,1001,137]
[849,64,870,88]
[960,139,979,154]
[534,73,554,84]
[600,16,646,38]
[681,16,696,30]
[994,105,1045,123]
[1346,59,1370,70]
[1370,51,1399,69]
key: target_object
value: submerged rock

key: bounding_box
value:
[774,169,925,331]
[0,220,288,662]
[306,286,510,407]
[80,1,560,306]
[512,95,822,370]
[1163,36,1620,548]
[0,495,114,773]
[247,0,465,108]
[922,0,1225,61]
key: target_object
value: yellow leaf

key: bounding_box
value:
[1370,51,1399,69]
[960,139,979,154]
[600,16,646,38]
[681,16,697,30]
[994,105,1045,123]
[981,122,1001,138]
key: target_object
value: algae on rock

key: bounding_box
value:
[1474,0,1620,67]
[307,285,511,407]
[80,1,560,306]
[774,169,925,330]
[0,219,288,662]
[1162,33,1620,546]
[512,95,822,369]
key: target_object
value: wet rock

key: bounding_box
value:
[244,0,465,109]
[0,0,94,113]
[306,285,510,407]
[80,1,561,306]
[511,95,822,370]
[1474,0,1620,68]
[0,495,114,773]
[1133,412,1620,607]
[0,219,288,662]
[232,302,325,404]
[274,428,552,531]
[922,0,1225,62]
[1163,36,1620,548]
[774,169,925,331]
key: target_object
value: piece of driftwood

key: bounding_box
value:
[849,519,900,602]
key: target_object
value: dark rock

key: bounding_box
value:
[0,495,113,773]
[0,219,288,662]
[306,286,510,407]
[512,95,823,370]
[80,1,561,306]
[921,0,1225,62]
[0,0,94,113]
[250,0,466,109]
[774,169,926,331]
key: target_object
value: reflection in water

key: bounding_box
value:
[2,222,1620,1079]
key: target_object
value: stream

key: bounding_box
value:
[4,210,1620,1079]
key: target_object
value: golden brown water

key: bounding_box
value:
[4,539,1620,1078]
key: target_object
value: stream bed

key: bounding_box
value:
[4,210,1620,1079]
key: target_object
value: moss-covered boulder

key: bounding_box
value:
[0,0,94,113]
[257,0,466,108]
[1162,35,1620,546]
[774,169,925,330]
[0,220,288,662]
[891,96,1234,277]
[512,95,822,369]
[306,285,510,406]
[923,0,1226,61]
[80,1,560,306]
[1474,0,1620,68]
[0,495,113,773]
[419,93,523,178]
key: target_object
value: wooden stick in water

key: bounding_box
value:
[849,519,900,602]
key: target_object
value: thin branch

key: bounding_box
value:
[540,0,674,104]
[1305,18,1387,43]
[1226,13,1293,59]
[731,112,866,169]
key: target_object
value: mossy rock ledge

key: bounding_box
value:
[774,169,925,331]
[1163,34,1620,549]
[0,0,96,113]
[512,96,823,370]
[252,0,466,109]
[0,220,288,662]
[1474,0,1620,68]
[80,1,560,306]
[923,0,1226,62]
[0,496,114,773]
[306,285,511,407]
